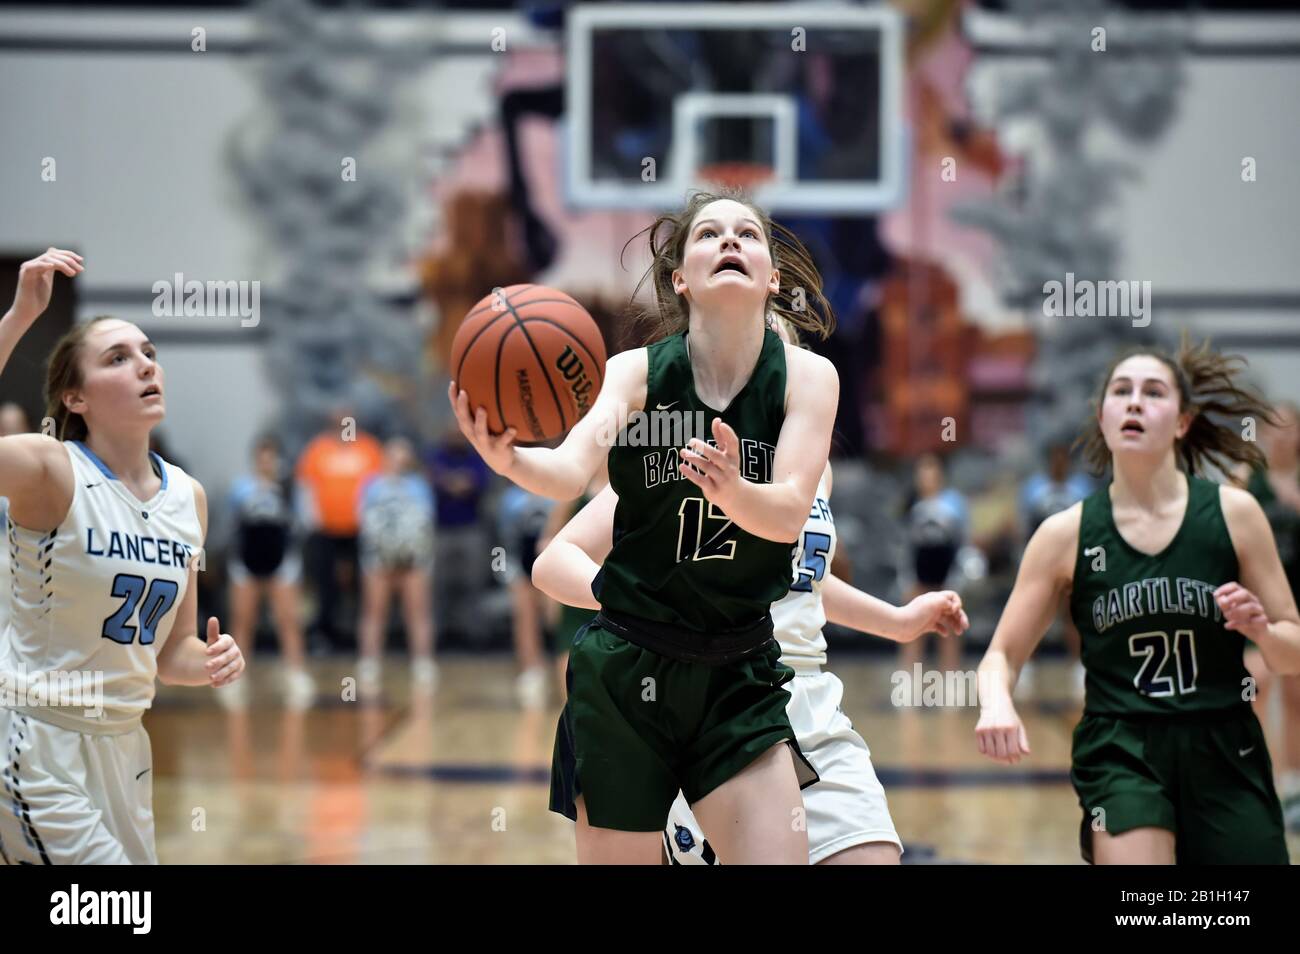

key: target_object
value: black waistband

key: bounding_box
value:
[593,608,774,666]
[1082,702,1254,725]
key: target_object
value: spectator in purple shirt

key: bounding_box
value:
[425,424,492,641]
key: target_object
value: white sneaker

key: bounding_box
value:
[284,667,316,710]
[358,657,382,699]
[215,675,250,711]
[515,666,548,709]
[412,658,440,694]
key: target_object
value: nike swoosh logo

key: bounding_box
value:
[655,402,678,411]
[85,482,101,489]
[136,768,152,780]
[1239,746,1255,757]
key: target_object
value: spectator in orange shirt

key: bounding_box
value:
[296,407,384,651]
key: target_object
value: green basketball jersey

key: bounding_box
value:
[1070,474,1249,716]
[594,328,796,634]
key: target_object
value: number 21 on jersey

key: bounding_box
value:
[1129,629,1198,696]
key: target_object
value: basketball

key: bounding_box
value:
[449,284,607,442]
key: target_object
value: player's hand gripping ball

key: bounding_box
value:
[448,285,606,464]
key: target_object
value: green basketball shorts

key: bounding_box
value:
[550,620,819,832]
[1071,705,1288,864]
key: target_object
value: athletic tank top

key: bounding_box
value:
[1070,474,1248,717]
[1,441,202,734]
[0,496,9,638]
[771,473,833,668]
[230,474,294,575]
[359,473,435,563]
[595,328,794,634]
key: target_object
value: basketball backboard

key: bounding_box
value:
[565,3,905,213]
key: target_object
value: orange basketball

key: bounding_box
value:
[449,284,607,442]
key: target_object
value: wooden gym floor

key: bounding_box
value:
[146,657,1300,864]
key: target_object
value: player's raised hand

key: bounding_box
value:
[897,590,969,642]
[7,248,84,324]
[448,381,517,475]
[975,697,1031,765]
[1215,582,1271,642]
[204,616,245,688]
[679,417,742,509]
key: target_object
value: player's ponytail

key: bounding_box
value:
[44,316,116,442]
[622,186,835,346]
[1079,334,1277,478]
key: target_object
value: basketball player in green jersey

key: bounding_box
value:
[976,340,1300,863]
[450,190,839,864]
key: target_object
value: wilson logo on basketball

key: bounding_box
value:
[450,284,607,443]
[556,346,595,417]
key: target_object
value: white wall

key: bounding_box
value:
[965,9,1300,404]
[1103,57,1300,296]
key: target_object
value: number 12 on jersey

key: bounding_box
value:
[676,497,739,562]
[102,573,181,646]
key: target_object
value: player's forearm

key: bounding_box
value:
[531,541,601,610]
[821,574,906,641]
[977,649,1017,710]
[723,479,806,543]
[157,635,210,687]
[504,446,587,501]
[1253,620,1300,675]
[0,308,37,378]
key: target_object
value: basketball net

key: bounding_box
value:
[696,162,774,192]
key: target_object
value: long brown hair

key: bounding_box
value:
[44,315,119,442]
[1078,335,1277,477]
[622,187,835,346]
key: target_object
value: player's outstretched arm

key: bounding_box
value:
[449,349,647,502]
[157,479,246,687]
[0,248,81,367]
[1219,485,1300,674]
[531,485,618,611]
[822,575,968,643]
[975,503,1080,764]
[0,250,82,512]
[679,346,838,543]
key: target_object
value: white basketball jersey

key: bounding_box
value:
[0,499,9,637]
[1,441,202,734]
[771,474,834,667]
